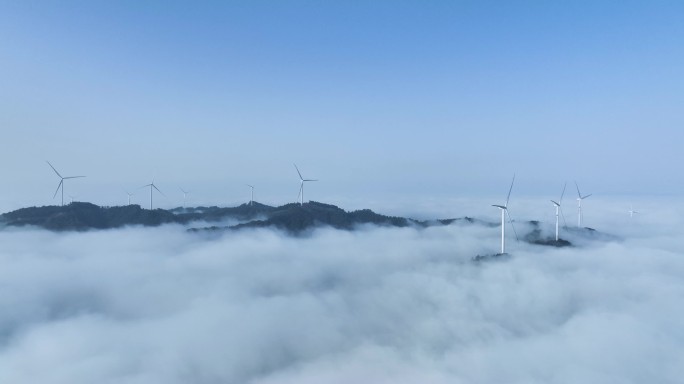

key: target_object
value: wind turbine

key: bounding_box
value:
[550,183,568,241]
[125,190,134,205]
[140,180,164,210]
[575,182,592,227]
[179,187,189,208]
[492,174,519,254]
[247,184,254,206]
[628,204,639,218]
[46,161,85,207]
[294,164,317,206]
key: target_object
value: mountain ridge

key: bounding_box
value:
[0,201,603,248]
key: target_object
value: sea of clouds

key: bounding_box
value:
[1,197,683,383]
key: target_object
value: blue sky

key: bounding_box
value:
[1,1,683,210]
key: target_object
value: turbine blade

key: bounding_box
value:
[53,180,63,199]
[297,184,302,202]
[505,174,515,208]
[46,161,63,178]
[560,182,566,203]
[293,164,303,180]
[551,200,560,206]
[575,181,582,198]
[64,176,86,179]
[506,209,519,241]
[560,206,568,229]
[304,179,318,182]
[153,184,165,196]
[583,193,592,199]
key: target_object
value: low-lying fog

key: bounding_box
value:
[1,198,683,383]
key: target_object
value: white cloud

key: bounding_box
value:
[1,200,683,383]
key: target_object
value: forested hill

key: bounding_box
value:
[0,201,589,248]
[0,202,273,231]
[0,201,433,233]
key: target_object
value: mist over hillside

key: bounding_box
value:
[0,199,682,383]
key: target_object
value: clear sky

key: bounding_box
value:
[1,1,683,211]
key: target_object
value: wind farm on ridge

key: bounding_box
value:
[28,159,634,257]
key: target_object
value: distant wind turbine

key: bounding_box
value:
[575,182,592,227]
[294,164,317,206]
[140,180,164,210]
[247,184,254,206]
[492,174,519,254]
[125,190,134,205]
[550,183,568,241]
[179,187,189,208]
[46,161,85,207]
[628,205,639,218]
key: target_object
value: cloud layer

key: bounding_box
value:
[1,202,683,383]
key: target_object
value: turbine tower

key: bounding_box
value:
[46,161,85,207]
[247,184,254,206]
[550,183,567,241]
[492,174,519,254]
[575,182,592,228]
[294,164,317,206]
[141,180,164,210]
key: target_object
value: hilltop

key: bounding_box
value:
[0,201,488,235]
[194,201,415,233]
[0,201,610,248]
[0,202,273,231]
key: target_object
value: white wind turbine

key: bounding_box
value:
[140,180,164,210]
[492,174,519,254]
[294,164,317,206]
[125,190,134,205]
[575,182,592,228]
[247,184,254,206]
[628,204,639,218]
[179,187,189,208]
[46,161,85,207]
[550,183,568,241]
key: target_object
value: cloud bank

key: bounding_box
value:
[1,201,683,383]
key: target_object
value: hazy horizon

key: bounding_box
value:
[2,1,684,213]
